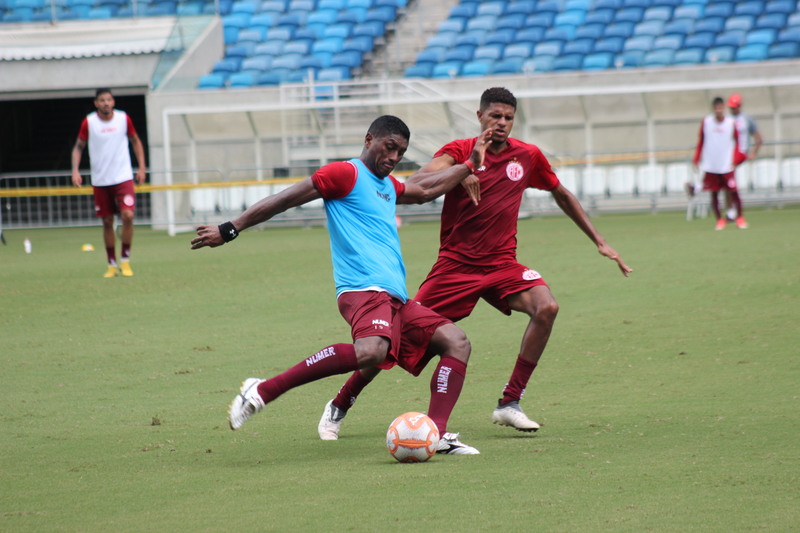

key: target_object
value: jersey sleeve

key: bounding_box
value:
[311,161,358,199]
[126,114,138,137]
[388,175,406,198]
[77,118,89,141]
[527,146,560,190]
[434,138,473,162]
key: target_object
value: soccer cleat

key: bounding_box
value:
[715,218,726,231]
[492,400,541,432]
[228,378,265,430]
[436,432,480,455]
[735,216,748,229]
[103,265,119,278]
[120,261,134,277]
[318,400,347,440]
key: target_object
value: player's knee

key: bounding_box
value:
[445,328,471,361]
[354,338,389,367]
[535,299,559,326]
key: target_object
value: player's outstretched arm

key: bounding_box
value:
[399,128,492,205]
[550,183,633,277]
[191,177,321,249]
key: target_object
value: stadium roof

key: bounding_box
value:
[0,17,177,61]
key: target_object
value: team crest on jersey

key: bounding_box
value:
[506,160,524,181]
[522,269,541,281]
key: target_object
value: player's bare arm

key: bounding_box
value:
[399,128,491,205]
[191,177,321,249]
[130,133,147,185]
[71,138,87,187]
[550,183,633,277]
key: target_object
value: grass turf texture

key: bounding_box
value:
[1,208,798,532]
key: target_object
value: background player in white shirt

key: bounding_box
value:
[72,88,146,277]
[725,94,762,221]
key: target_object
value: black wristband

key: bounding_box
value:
[219,221,239,243]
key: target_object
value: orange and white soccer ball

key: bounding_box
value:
[386,412,440,463]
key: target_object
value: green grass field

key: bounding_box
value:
[1,207,798,532]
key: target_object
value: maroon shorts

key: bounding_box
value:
[414,256,548,322]
[337,291,451,376]
[702,171,737,192]
[93,180,136,218]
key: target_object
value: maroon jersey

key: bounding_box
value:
[434,137,560,266]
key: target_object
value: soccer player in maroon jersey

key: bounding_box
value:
[319,87,632,440]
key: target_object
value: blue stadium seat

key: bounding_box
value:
[347,0,373,9]
[663,19,694,36]
[778,28,800,44]
[254,41,284,56]
[764,0,794,13]
[684,32,716,49]
[653,35,683,50]
[755,13,787,29]
[623,0,651,8]
[485,29,516,45]
[746,29,777,45]
[258,71,290,85]
[564,38,595,55]
[250,12,277,29]
[431,61,463,78]
[88,6,113,18]
[725,15,755,32]
[583,52,614,70]
[673,5,703,18]
[466,14,498,32]
[506,0,535,16]
[595,0,623,9]
[504,42,534,58]
[267,26,294,40]
[534,41,563,56]
[555,9,586,26]
[643,6,672,20]
[736,43,769,60]
[415,47,447,65]
[232,0,258,15]
[496,14,525,31]
[525,12,555,28]
[491,57,525,74]
[282,40,310,55]
[476,1,506,17]
[299,55,329,72]
[331,50,363,69]
[404,63,434,77]
[449,3,477,19]
[473,44,504,60]
[652,0,681,7]
[312,37,345,54]
[786,12,800,26]
[615,49,646,67]
[342,36,375,54]
[427,32,458,48]
[271,53,303,70]
[605,22,635,39]
[624,35,655,51]
[673,47,705,64]
[226,43,256,59]
[461,60,492,76]
[260,0,286,13]
[516,27,546,44]
[566,0,592,10]
[705,45,736,63]
[318,0,344,7]
[644,48,674,66]
[635,20,665,36]
[704,3,734,17]
[213,58,242,74]
[715,30,746,47]
[240,56,272,73]
[364,5,396,23]
[336,10,364,25]
[585,8,615,24]
[615,7,644,23]
[323,23,354,39]
[238,28,266,44]
[694,17,725,33]
[594,37,626,54]
[307,9,336,25]
[229,72,258,88]
[735,0,765,16]
[575,23,605,40]
[455,30,489,47]
[317,66,351,81]
[544,27,575,42]
[352,21,385,39]
[536,0,561,14]
[444,45,475,62]
[768,41,799,58]
[198,73,227,89]
[522,55,555,73]
[438,18,465,33]
[552,54,584,71]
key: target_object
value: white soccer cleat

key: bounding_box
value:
[492,400,540,432]
[228,378,265,430]
[436,432,480,455]
[318,399,347,440]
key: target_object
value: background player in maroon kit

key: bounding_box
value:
[319,87,632,440]
[71,88,146,277]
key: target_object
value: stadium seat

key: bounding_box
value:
[497,15,525,31]
[476,1,506,17]
[492,58,525,74]
[705,45,736,63]
[534,41,563,56]
[765,0,794,14]
[444,46,475,62]
[438,18,465,33]
[506,0,535,16]
[615,49,646,67]
[663,19,695,36]
[634,20,665,37]
[624,35,655,52]
[643,6,672,20]
[323,23,354,39]
[312,37,345,54]
[684,32,715,49]
[467,15,499,32]
[653,35,683,50]
[198,73,227,89]
[734,0,765,17]
[461,60,492,76]
[566,0,591,10]
[594,37,626,54]
[525,12,555,28]
[725,15,755,32]
[673,47,705,64]
[585,9,615,25]
[694,17,725,33]
[736,43,769,60]
[473,44,504,60]
[575,24,605,40]
[746,29,777,45]
[254,40,284,56]
[555,9,586,26]
[427,32,458,48]
[768,41,799,58]
[504,42,535,59]
[704,3,734,17]
[777,28,800,44]
[582,52,614,70]
[317,66,351,81]
[352,21,385,39]
[404,63,434,77]
[364,6,396,24]
[342,36,375,54]
[536,0,561,14]
[431,61,463,78]
[756,13,787,30]
[415,47,447,65]
[485,29,516,45]
[552,54,584,71]
[449,3,477,19]
[563,38,595,55]
[644,48,674,66]
[522,55,555,73]
[240,56,272,73]
[715,30,746,47]
[673,5,703,19]
[595,0,623,9]
[615,7,644,23]
[228,72,258,88]
[238,28,266,44]
[213,58,241,74]
[605,22,635,39]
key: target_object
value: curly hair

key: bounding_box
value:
[480,87,517,111]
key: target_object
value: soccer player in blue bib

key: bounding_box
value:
[192,116,491,454]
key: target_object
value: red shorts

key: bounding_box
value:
[414,256,548,322]
[702,171,737,192]
[93,180,136,218]
[337,291,451,376]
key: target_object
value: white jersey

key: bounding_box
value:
[732,112,758,153]
[80,110,135,187]
[696,115,737,174]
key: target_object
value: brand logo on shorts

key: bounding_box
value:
[522,269,541,281]
[372,319,390,328]
[123,194,135,207]
[506,160,524,182]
